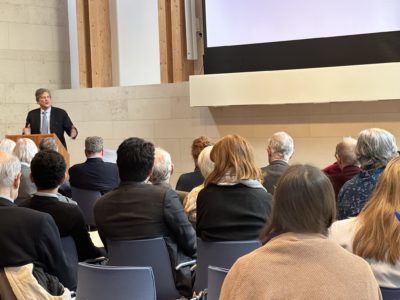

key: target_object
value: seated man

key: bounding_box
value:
[328,137,361,198]
[19,150,103,262]
[149,147,188,203]
[38,137,73,200]
[261,132,294,194]
[69,136,119,194]
[94,137,196,298]
[0,151,75,291]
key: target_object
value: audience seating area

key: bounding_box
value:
[194,238,261,291]
[107,237,183,300]
[76,263,156,300]
[70,187,101,229]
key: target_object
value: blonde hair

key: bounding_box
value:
[353,156,400,264]
[205,135,262,186]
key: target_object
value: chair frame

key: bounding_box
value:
[194,238,261,291]
[76,262,156,300]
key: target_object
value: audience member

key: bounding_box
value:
[38,137,58,151]
[19,150,102,262]
[37,137,73,199]
[327,137,361,198]
[330,156,400,287]
[261,131,294,194]
[69,136,119,194]
[338,128,398,220]
[13,138,38,204]
[0,138,16,153]
[196,135,272,241]
[322,161,341,175]
[0,151,75,292]
[149,147,187,203]
[176,136,213,192]
[183,145,214,223]
[220,165,381,300]
[94,137,196,298]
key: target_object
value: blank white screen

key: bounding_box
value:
[205,0,400,47]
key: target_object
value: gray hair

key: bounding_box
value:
[267,132,294,162]
[0,138,16,154]
[85,136,103,155]
[13,138,38,164]
[356,128,398,170]
[39,137,58,151]
[198,146,214,178]
[150,148,172,185]
[0,152,21,188]
[336,137,358,167]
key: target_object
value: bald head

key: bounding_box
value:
[336,137,359,168]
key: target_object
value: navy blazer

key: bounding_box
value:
[69,158,120,194]
[0,197,76,290]
[25,106,77,149]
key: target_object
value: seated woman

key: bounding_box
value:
[183,145,214,223]
[330,156,400,288]
[220,165,381,300]
[196,135,272,241]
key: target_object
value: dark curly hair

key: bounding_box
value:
[117,137,155,182]
[31,150,66,190]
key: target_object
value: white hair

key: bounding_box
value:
[0,138,16,154]
[150,147,172,184]
[356,128,398,170]
[0,152,21,188]
[267,132,294,162]
[13,138,38,164]
[198,146,214,178]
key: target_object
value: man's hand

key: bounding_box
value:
[22,124,31,135]
[70,126,78,139]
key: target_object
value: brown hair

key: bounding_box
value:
[191,136,213,167]
[204,135,262,186]
[353,156,400,264]
[35,88,51,102]
[260,164,336,243]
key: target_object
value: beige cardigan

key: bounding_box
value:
[220,232,381,300]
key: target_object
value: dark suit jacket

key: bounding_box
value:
[69,158,120,194]
[176,169,204,192]
[19,195,101,261]
[94,181,196,296]
[0,197,75,290]
[261,160,289,194]
[197,183,272,241]
[25,106,76,149]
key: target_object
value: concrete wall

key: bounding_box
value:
[45,83,400,187]
[0,0,70,138]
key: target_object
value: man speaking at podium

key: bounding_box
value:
[22,88,78,149]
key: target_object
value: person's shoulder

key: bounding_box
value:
[10,205,53,222]
[27,108,40,115]
[69,162,85,172]
[51,106,67,115]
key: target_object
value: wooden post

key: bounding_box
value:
[76,0,112,87]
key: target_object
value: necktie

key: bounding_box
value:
[41,111,49,134]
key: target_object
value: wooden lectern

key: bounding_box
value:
[5,134,70,168]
